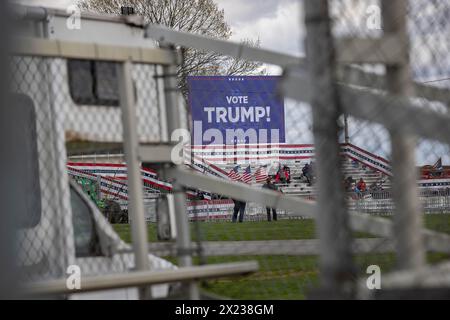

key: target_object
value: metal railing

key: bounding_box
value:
[23,261,258,297]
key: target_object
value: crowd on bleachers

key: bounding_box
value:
[267,158,390,199]
[273,165,292,184]
[343,175,387,199]
[269,162,316,186]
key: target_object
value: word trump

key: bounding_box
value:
[188,76,285,145]
[203,96,271,124]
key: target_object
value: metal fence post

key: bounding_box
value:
[161,46,200,299]
[381,0,425,270]
[117,59,150,299]
[0,6,19,296]
[304,0,355,297]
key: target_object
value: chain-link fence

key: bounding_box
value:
[182,0,450,299]
[8,0,450,300]
[11,49,179,298]
[329,0,450,296]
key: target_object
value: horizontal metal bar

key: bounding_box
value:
[22,261,258,296]
[336,35,403,65]
[147,239,395,256]
[282,65,450,107]
[336,65,450,106]
[168,167,450,253]
[168,167,316,216]
[349,211,450,254]
[145,25,404,67]
[280,72,450,146]
[357,261,450,298]
[12,5,48,21]
[138,144,176,163]
[145,24,303,67]
[379,261,450,289]
[339,86,450,146]
[12,37,176,65]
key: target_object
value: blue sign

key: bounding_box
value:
[188,76,285,145]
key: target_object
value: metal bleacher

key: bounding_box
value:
[278,157,391,198]
[218,153,391,199]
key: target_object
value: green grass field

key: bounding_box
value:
[113,214,450,299]
[113,219,374,242]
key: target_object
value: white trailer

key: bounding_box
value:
[12,5,180,299]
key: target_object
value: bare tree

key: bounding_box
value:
[78,0,264,96]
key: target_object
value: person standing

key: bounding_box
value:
[302,163,312,185]
[232,199,246,223]
[262,177,278,221]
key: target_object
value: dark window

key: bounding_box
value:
[70,185,102,257]
[68,59,119,106]
[9,94,41,228]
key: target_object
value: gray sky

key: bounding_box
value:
[214,0,303,56]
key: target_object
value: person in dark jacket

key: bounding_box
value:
[262,177,278,221]
[232,199,246,223]
[302,163,311,185]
